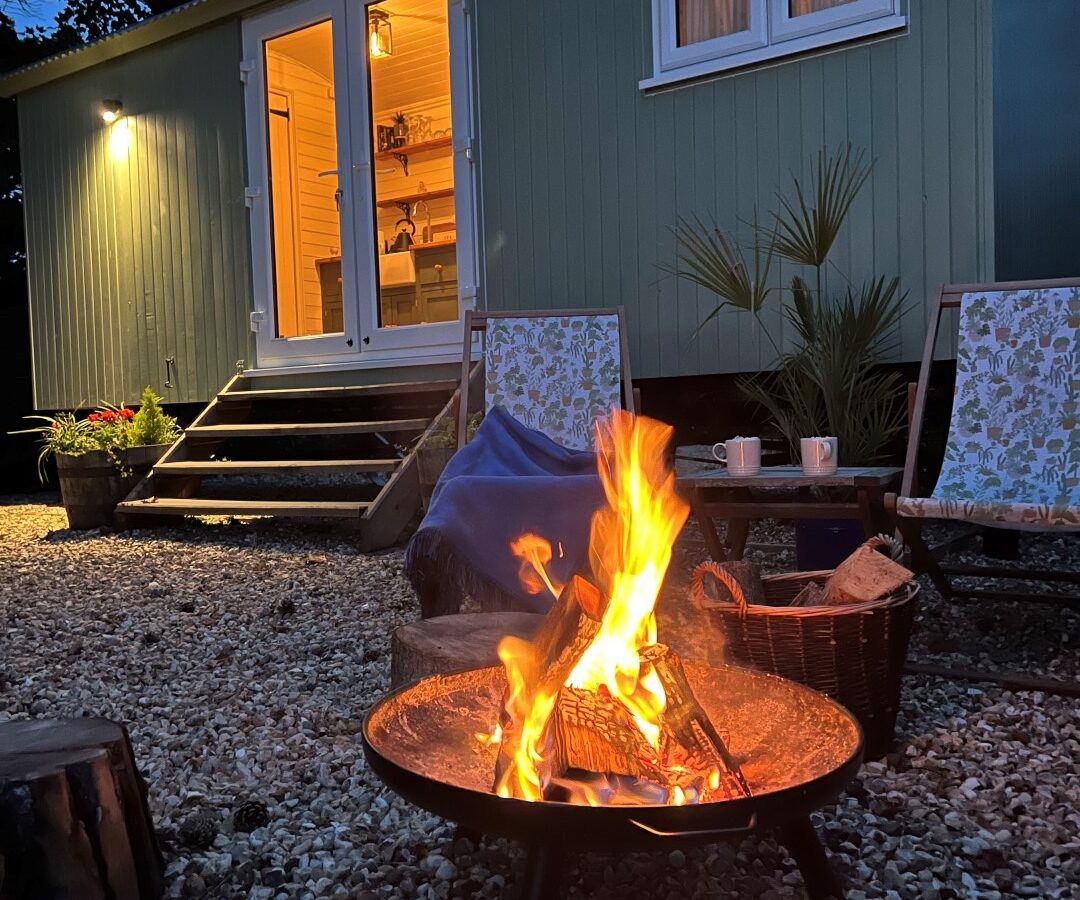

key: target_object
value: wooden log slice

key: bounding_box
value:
[0,718,164,900]
[390,612,545,689]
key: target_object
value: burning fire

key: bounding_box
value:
[494,411,693,803]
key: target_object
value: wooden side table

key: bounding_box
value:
[678,466,903,562]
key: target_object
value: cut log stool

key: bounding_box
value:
[0,718,164,900]
[390,612,545,689]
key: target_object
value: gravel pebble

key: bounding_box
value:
[2,497,1078,898]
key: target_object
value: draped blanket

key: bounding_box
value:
[405,406,605,613]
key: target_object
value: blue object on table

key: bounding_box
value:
[405,405,604,614]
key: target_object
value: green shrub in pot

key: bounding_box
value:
[668,145,908,466]
[417,412,482,511]
[12,386,182,528]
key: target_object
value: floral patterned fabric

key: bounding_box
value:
[484,315,623,451]
[897,286,1080,530]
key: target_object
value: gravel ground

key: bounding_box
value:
[2,494,1078,899]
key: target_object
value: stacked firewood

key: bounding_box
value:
[493,575,751,803]
[695,536,914,610]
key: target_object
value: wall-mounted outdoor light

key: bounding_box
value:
[368,8,392,58]
[101,99,123,123]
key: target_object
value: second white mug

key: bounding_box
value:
[801,436,838,475]
[712,436,762,475]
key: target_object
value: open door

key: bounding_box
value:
[244,0,478,369]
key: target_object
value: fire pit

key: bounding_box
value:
[363,662,862,899]
[372,413,862,897]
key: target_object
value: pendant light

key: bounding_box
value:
[369,8,392,58]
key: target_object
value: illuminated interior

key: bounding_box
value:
[262,1,458,341]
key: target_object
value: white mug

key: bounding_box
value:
[712,436,761,476]
[801,436,838,475]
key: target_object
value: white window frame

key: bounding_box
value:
[656,0,767,72]
[643,0,906,91]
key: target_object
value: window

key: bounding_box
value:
[644,0,905,89]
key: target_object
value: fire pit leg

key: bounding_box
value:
[521,843,564,900]
[779,817,844,900]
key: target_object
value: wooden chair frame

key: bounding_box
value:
[456,307,637,449]
[887,278,1080,604]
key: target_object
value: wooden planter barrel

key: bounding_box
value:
[416,447,455,512]
[56,444,168,530]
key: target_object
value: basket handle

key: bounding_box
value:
[691,561,749,614]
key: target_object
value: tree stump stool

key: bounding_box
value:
[0,718,164,900]
[391,612,544,688]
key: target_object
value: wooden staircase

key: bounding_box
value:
[116,371,457,550]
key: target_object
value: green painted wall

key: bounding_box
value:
[473,0,994,379]
[19,19,252,409]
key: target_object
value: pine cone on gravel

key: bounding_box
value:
[178,808,218,850]
[232,799,269,832]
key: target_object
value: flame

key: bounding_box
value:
[510,533,565,598]
[492,411,689,802]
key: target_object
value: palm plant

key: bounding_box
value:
[669,145,906,465]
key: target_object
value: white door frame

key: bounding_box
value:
[351,0,479,354]
[243,0,364,367]
[243,0,481,370]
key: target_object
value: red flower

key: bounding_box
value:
[101,410,118,423]
[52,422,60,430]
[87,413,101,423]
[119,408,135,420]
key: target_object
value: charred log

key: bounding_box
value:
[641,643,752,800]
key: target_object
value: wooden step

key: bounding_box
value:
[185,419,429,438]
[116,498,369,518]
[154,459,400,476]
[220,379,457,402]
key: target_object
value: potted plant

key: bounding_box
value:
[15,386,182,529]
[668,146,907,569]
[417,412,482,511]
[391,111,409,147]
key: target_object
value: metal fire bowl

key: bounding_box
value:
[362,664,863,852]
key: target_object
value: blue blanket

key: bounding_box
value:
[405,406,604,613]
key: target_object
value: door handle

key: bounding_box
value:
[317,169,343,211]
[164,356,176,389]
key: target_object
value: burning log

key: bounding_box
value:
[493,575,605,798]
[553,685,665,782]
[489,412,751,807]
[640,643,751,800]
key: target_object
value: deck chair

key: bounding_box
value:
[456,307,636,450]
[886,279,1080,686]
[406,307,636,618]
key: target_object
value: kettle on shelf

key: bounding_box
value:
[390,217,416,253]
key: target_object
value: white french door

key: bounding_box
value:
[243,0,477,368]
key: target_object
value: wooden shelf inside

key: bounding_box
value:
[374,136,453,162]
[412,239,456,251]
[376,187,454,209]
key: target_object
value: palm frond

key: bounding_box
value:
[740,275,907,464]
[766,145,873,269]
[664,215,774,335]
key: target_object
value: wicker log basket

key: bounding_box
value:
[691,538,919,757]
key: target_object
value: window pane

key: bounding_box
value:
[264,20,343,338]
[367,0,459,328]
[677,0,750,46]
[789,0,859,16]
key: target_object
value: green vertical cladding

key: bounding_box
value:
[472,0,995,378]
[19,19,252,409]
